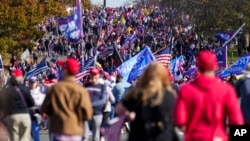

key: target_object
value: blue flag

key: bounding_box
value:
[0,54,3,69]
[215,23,245,70]
[215,32,233,42]
[0,54,3,77]
[218,53,250,78]
[25,58,50,79]
[116,47,155,82]
[79,56,95,73]
[215,47,227,69]
[58,0,83,42]
[169,56,185,79]
[183,66,197,78]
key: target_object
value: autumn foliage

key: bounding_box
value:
[0,0,92,58]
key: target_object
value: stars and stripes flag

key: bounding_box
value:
[75,56,96,81]
[154,45,172,66]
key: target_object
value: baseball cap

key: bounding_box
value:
[12,69,23,77]
[196,50,218,71]
[63,58,80,75]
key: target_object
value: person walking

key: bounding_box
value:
[41,58,93,141]
[84,68,107,141]
[112,74,131,104]
[115,62,178,141]
[173,50,243,141]
[235,63,250,124]
[28,76,45,141]
[0,69,35,141]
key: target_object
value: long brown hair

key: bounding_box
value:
[125,62,175,107]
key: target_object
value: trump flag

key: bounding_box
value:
[116,47,155,82]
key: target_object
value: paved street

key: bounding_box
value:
[40,130,129,141]
[39,130,184,141]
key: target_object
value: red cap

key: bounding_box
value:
[12,69,23,77]
[90,68,100,75]
[56,60,64,66]
[104,72,110,79]
[196,50,218,71]
[63,58,80,75]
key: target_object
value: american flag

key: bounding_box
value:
[155,45,172,66]
[75,56,95,81]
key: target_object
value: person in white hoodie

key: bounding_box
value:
[100,72,115,141]
[102,72,115,123]
[28,76,45,141]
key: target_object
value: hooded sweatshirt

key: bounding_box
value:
[174,74,243,141]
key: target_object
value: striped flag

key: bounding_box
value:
[155,45,172,66]
[75,56,95,81]
[25,57,50,79]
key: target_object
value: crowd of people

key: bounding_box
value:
[0,4,250,141]
[1,50,250,141]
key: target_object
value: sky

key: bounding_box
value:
[91,0,127,7]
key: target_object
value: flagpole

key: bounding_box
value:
[222,23,245,48]
[221,23,246,68]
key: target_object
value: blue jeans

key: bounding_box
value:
[110,105,115,119]
[32,120,40,141]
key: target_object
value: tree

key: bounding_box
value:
[136,0,250,35]
[0,0,45,57]
[0,0,92,58]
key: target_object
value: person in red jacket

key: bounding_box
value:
[173,50,243,141]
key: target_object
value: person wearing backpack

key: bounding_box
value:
[174,51,243,141]
[115,62,178,141]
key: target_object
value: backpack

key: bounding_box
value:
[140,90,178,141]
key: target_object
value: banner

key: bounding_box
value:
[101,115,126,141]
[25,57,50,79]
[169,56,185,79]
[183,66,197,78]
[21,49,30,60]
[116,47,155,82]
[215,32,233,42]
[58,0,83,42]
[215,47,227,69]
[218,53,250,78]
[215,23,245,70]
[222,23,245,48]
[0,54,3,70]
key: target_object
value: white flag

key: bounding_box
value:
[21,49,30,60]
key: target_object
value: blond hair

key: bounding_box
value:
[125,62,175,107]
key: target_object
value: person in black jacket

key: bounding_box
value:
[116,62,178,141]
[0,69,34,141]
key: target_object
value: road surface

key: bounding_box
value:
[40,130,129,141]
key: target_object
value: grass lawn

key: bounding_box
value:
[227,49,239,64]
